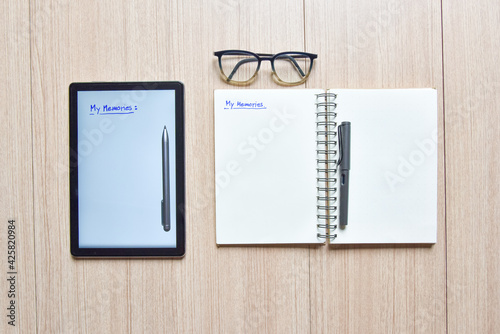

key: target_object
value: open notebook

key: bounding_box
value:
[214,89,437,245]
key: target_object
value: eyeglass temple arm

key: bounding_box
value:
[279,55,306,77]
[227,55,309,80]
[227,57,259,80]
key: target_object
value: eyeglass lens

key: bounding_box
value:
[273,53,311,84]
[220,52,259,83]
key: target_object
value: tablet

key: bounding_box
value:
[69,82,185,257]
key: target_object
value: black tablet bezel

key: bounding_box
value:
[69,81,185,257]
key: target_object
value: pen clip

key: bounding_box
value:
[337,122,351,169]
[337,124,344,166]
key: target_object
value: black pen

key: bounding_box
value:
[162,126,170,231]
[338,122,351,226]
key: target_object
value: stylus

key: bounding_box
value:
[162,126,170,231]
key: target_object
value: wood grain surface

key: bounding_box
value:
[0,0,37,333]
[442,0,500,333]
[0,0,497,333]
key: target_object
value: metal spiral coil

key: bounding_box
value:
[315,92,338,241]
[316,92,337,99]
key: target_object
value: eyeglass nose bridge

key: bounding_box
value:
[256,53,274,61]
[254,54,278,76]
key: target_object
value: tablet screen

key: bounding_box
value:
[69,82,185,257]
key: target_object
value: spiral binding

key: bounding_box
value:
[315,93,338,241]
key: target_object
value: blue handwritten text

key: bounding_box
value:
[224,100,267,110]
[89,104,137,115]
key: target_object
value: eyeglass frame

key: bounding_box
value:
[214,50,318,86]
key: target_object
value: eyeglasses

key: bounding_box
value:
[214,50,317,86]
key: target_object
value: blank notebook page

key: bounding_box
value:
[215,89,323,244]
[333,89,437,243]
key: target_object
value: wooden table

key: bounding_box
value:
[1,0,498,332]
